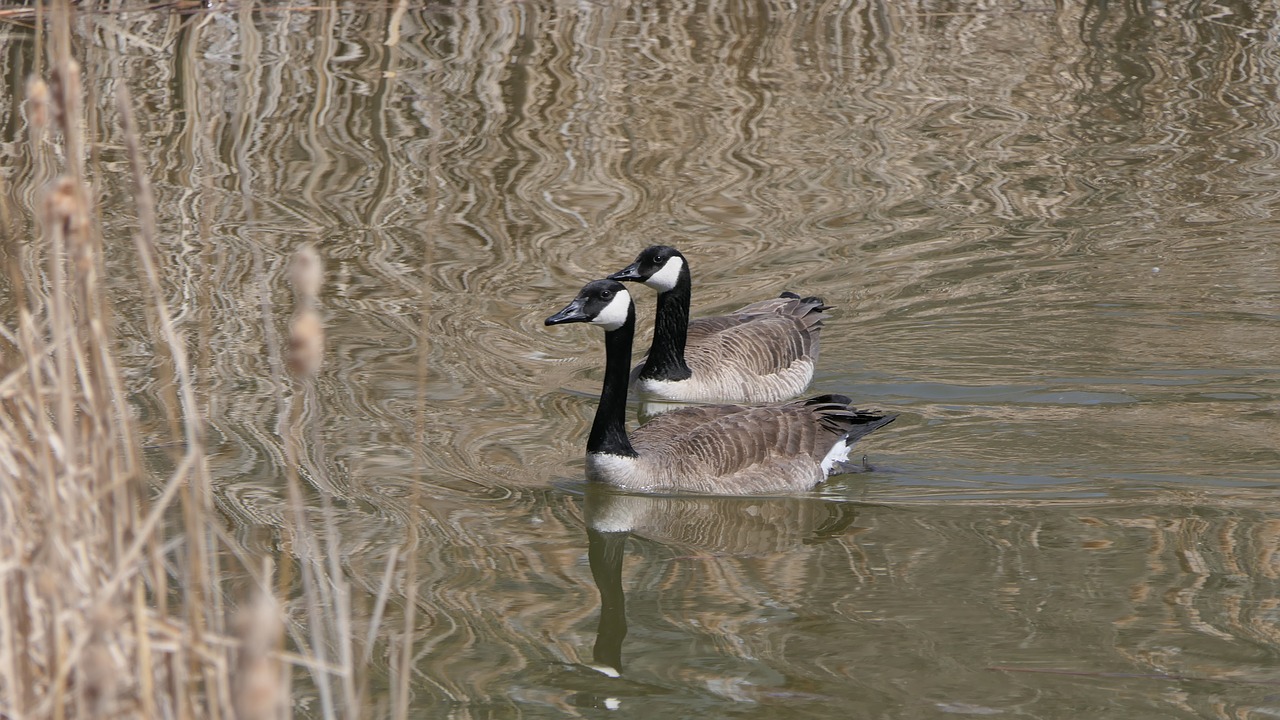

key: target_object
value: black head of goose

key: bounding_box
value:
[608,245,830,404]
[546,279,894,495]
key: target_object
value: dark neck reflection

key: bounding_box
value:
[586,526,629,677]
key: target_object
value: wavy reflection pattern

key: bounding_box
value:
[1,0,1279,716]
[575,493,1280,717]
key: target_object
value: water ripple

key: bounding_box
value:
[7,2,1280,714]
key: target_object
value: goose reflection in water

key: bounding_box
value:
[580,485,867,679]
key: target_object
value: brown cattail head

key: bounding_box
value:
[290,245,323,304]
[36,568,60,599]
[49,59,81,136]
[26,77,49,133]
[81,643,115,715]
[234,590,286,720]
[81,604,122,715]
[44,176,84,237]
[288,307,324,377]
[288,246,325,376]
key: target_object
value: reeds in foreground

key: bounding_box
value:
[0,6,396,719]
[0,18,282,720]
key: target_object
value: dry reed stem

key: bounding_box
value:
[396,18,442,716]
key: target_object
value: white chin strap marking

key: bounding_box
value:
[591,289,631,331]
[645,256,683,292]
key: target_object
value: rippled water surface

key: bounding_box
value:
[4,1,1280,717]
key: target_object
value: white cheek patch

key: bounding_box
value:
[591,289,632,331]
[645,255,683,292]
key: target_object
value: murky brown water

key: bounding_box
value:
[3,1,1280,717]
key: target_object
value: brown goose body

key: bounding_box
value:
[610,246,828,404]
[587,394,893,494]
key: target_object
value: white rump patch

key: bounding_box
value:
[820,438,851,476]
[645,255,683,292]
[591,289,632,331]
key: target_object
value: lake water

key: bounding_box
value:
[3,1,1279,717]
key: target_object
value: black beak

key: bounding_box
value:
[607,262,644,282]
[545,296,590,326]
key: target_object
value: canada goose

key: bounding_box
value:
[608,245,828,404]
[545,279,895,494]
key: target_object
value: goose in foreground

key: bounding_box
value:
[608,245,829,404]
[545,279,895,495]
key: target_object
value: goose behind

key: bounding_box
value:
[608,245,829,404]
[546,279,895,495]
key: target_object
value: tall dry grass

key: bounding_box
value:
[0,5,404,719]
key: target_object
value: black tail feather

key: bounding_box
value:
[803,394,897,439]
[779,290,832,313]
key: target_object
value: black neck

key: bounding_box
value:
[638,267,693,381]
[587,306,639,458]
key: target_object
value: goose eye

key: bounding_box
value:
[600,289,612,299]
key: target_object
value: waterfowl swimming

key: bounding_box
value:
[608,245,828,404]
[545,279,895,495]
